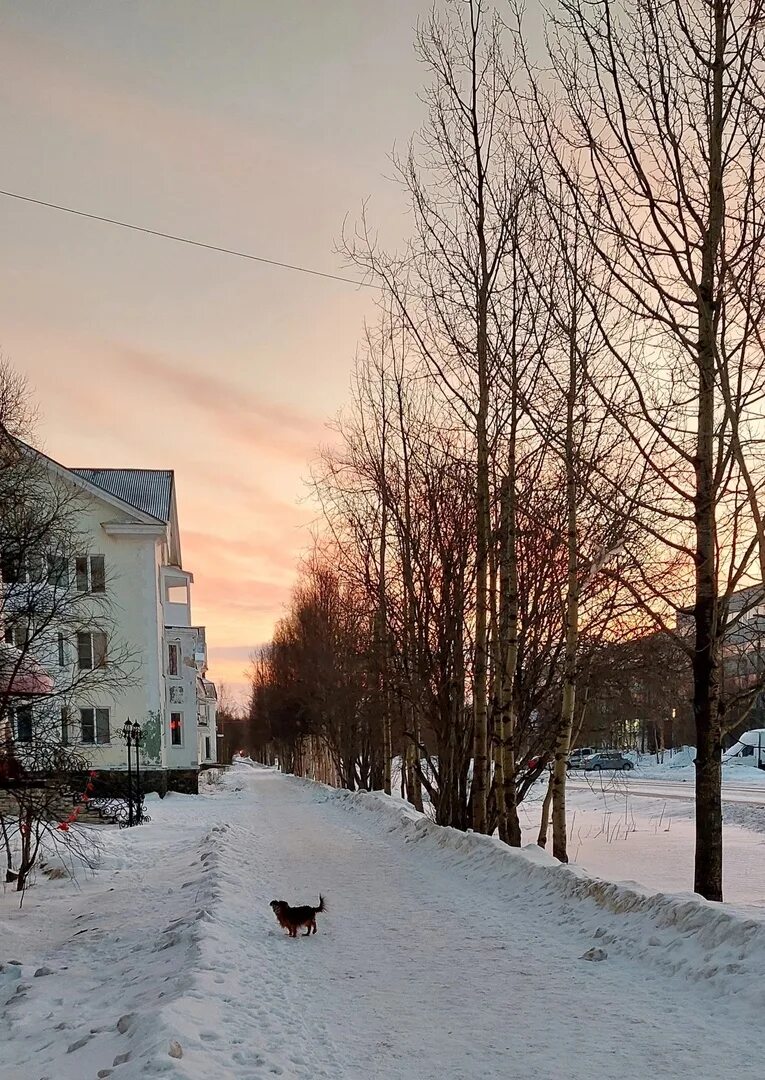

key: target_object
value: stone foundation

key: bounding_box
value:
[67,768,199,798]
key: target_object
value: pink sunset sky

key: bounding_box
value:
[0,1,437,702]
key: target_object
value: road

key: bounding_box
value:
[2,766,763,1080]
[568,773,765,805]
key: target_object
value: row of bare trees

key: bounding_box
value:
[251,0,765,903]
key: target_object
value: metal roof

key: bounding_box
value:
[71,468,173,522]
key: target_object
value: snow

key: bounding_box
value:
[524,779,765,915]
[2,761,765,1079]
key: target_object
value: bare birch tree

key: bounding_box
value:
[538,0,765,898]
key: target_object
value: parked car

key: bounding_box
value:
[567,748,594,769]
[585,751,634,772]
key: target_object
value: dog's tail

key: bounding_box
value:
[316,894,326,914]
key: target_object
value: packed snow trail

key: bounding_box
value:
[2,765,764,1080]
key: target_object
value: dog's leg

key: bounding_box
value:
[303,925,311,936]
[311,919,317,934]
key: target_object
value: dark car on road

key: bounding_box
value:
[585,752,634,772]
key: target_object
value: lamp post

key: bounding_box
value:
[121,720,145,826]
[121,719,134,826]
[131,721,144,824]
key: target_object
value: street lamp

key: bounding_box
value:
[131,721,144,825]
[121,719,145,826]
[121,719,134,826]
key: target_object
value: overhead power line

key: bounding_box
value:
[0,188,377,290]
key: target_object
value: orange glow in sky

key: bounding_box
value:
[0,1,434,701]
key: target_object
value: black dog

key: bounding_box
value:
[270,896,326,937]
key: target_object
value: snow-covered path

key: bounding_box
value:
[2,765,764,1080]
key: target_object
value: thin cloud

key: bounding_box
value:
[0,25,333,188]
[115,346,329,462]
[192,573,290,617]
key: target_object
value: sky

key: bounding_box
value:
[0,1,437,703]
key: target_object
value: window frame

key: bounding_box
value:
[77,630,108,670]
[75,555,107,594]
[47,553,69,588]
[170,711,183,747]
[79,706,110,745]
[168,642,180,677]
[1,549,23,585]
[61,706,71,746]
[14,705,33,743]
[4,622,29,649]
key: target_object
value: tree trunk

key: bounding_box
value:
[693,0,725,904]
[470,9,492,832]
[497,472,521,846]
[552,320,579,864]
[378,389,393,797]
[472,390,490,832]
[407,725,424,812]
[537,770,554,848]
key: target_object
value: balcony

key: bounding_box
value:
[161,567,193,628]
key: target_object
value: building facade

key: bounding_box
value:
[1,449,217,792]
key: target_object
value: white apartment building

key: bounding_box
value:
[1,448,217,792]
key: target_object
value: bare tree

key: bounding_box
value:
[535,0,765,900]
[1,357,138,892]
[343,1,546,834]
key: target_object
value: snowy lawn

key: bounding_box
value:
[521,776,765,916]
[2,762,765,1080]
[622,750,765,787]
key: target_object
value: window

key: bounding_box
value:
[170,712,183,746]
[58,632,66,667]
[4,622,29,648]
[1,549,23,584]
[169,685,184,704]
[26,553,44,583]
[75,557,89,592]
[14,706,33,743]
[168,643,179,676]
[75,556,106,594]
[1,551,44,585]
[90,556,106,593]
[61,707,71,746]
[204,736,211,760]
[77,631,107,670]
[47,553,68,587]
[80,707,110,744]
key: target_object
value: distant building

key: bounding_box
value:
[677,584,765,740]
[1,448,217,792]
[677,584,765,682]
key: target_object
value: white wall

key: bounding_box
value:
[23,473,217,778]
[163,625,200,770]
[49,490,166,771]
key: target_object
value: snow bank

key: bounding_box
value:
[316,783,765,1012]
[0,821,231,1078]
